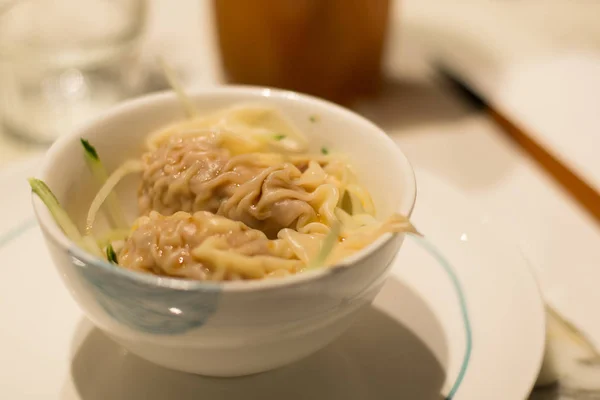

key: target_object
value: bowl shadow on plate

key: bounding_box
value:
[70,277,447,400]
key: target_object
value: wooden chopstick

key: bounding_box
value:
[438,68,600,225]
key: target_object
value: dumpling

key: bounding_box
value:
[117,210,302,281]
[138,133,346,238]
[138,134,230,215]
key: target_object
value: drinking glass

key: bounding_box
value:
[0,0,147,143]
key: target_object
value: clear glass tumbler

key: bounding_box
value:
[0,0,147,144]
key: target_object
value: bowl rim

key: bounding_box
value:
[33,85,417,293]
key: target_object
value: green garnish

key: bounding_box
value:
[80,139,128,229]
[106,244,118,264]
[321,147,329,155]
[80,139,99,161]
[274,134,286,141]
[28,178,102,257]
[29,178,82,243]
[309,115,318,123]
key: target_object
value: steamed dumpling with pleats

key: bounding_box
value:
[117,210,303,280]
[138,105,350,238]
[138,129,355,238]
[138,133,230,215]
[115,210,415,282]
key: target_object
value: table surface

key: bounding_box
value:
[2,1,599,398]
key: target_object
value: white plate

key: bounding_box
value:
[0,158,545,400]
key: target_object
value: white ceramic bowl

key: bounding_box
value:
[32,87,416,377]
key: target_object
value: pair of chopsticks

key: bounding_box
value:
[437,67,600,225]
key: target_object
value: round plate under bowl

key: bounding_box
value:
[0,159,544,399]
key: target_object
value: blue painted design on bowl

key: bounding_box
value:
[70,250,221,335]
